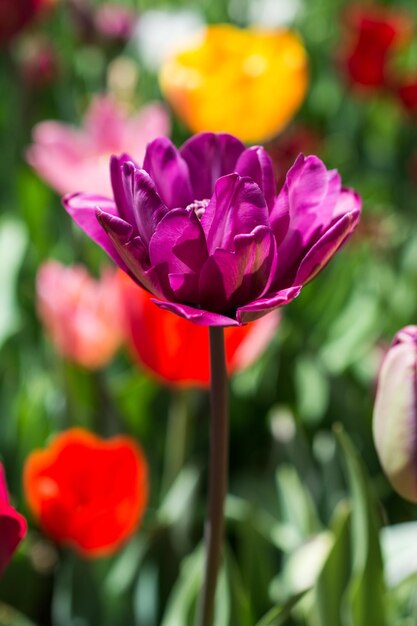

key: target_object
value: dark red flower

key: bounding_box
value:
[118,271,280,388]
[24,428,148,557]
[0,0,53,45]
[396,78,417,114]
[0,464,27,575]
[340,4,411,90]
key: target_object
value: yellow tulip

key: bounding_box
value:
[159,24,308,143]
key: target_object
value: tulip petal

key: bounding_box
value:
[168,272,200,303]
[97,210,163,296]
[110,154,138,224]
[180,132,246,200]
[235,146,276,211]
[199,226,276,311]
[201,174,270,253]
[143,137,193,209]
[149,207,208,274]
[236,285,302,323]
[116,161,169,244]
[271,154,361,287]
[0,465,27,576]
[294,204,361,285]
[151,299,240,326]
[373,326,417,502]
[270,155,337,246]
[63,193,131,272]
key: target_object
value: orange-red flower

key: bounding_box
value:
[118,271,280,388]
[24,428,148,557]
[159,24,308,143]
[36,261,124,369]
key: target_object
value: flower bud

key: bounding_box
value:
[373,326,417,502]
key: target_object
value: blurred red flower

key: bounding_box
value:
[19,39,58,88]
[117,271,280,388]
[340,4,411,90]
[396,78,417,114]
[0,0,53,45]
[36,261,124,370]
[24,428,148,557]
[0,464,27,575]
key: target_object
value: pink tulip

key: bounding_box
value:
[37,261,124,369]
[0,464,27,575]
[26,95,170,196]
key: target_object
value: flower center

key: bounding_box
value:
[186,198,210,220]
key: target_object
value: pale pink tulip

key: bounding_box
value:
[26,96,170,196]
[37,261,123,369]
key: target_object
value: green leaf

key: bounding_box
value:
[295,356,329,424]
[160,545,229,626]
[224,549,253,626]
[105,535,149,596]
[335,427,387,626]
[0,603,36,626]
[276,465,321,549]
[158,466,200,527]
[315,502,351,626]
[160,545,203,626]
[320,293,381,374]
[254,591,307,626]
[51,553,102,626]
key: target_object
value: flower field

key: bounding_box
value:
[2,0,417,624]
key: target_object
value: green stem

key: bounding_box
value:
[197,327,229,626]
[162,390,189,493]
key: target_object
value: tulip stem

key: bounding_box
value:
[197,326,229,626]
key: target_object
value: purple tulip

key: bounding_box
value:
[0,464,27,575]
[63,132,361,326]
[373,326,417,502]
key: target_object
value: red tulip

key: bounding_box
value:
[0,464,27,575]
[340,4,411,90]
[117,271,280,388]
[23,428,148,557]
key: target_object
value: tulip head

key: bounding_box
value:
[64,132,361,327]
[36,261,124,369]
[159,24,308,143]
[24,428,148,557]
[373,326,417,502]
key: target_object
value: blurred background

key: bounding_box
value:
[2,0,417,624]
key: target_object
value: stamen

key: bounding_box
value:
[186,198,210,219]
